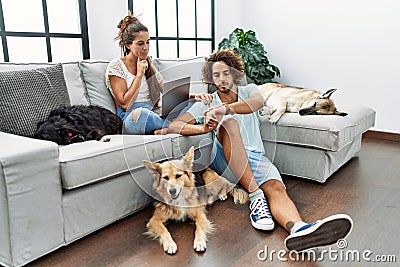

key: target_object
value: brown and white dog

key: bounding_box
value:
[143,146,248,254]
[259,83,348,123]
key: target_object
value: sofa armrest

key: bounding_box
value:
[0,133,64,267]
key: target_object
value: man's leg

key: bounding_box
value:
[215,118,274,230]
[216,118,258,193]
[261,180,353,251]
[260,180,302,232]
[216,118,301,229]
[216,118,353,251]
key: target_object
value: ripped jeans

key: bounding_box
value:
[117,101,194,135]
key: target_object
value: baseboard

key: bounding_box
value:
[363,130,400,142]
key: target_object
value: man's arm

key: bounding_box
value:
[204,92,265,123]
[228,92,265,114]
[168,112,216,136]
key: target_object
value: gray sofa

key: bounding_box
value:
[0,57,375,266]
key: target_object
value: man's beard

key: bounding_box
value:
[216,82,233,93]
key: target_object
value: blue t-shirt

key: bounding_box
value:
[187,84,265,153]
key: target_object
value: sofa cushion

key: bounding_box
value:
[0,64,71,137]
[153,56,208,94]
[0,62,89,105]
[169,133,214,170]
[59,135,172,189]
[259,104,375,151]
[79,60,116,113]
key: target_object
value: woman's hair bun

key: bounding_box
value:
[117,10,140,30]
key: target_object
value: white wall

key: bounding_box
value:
[87,0,245,60]
[87,0,400,133]
[86,0,126,60]
[215,0,244,48]
[238,0,400,133]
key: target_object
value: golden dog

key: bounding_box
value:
[259,83,347,123]
[143,146,248,254]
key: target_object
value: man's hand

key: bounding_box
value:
[203,116,219,132]
[190,93,213,105]
[203,104,229,131]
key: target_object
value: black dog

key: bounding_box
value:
[35,105,123,145]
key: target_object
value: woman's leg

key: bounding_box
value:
[154,100,196,135]
[124,106,168,135]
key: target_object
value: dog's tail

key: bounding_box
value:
[229,186,249,204]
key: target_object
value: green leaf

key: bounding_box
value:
[217,27,281,84]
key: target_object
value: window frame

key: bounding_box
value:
[129,0,215,58]
[0,0,90,62]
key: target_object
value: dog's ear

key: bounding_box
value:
[334,110,348,116]
[143,160,162,174]
[181,146,195,170]
[320,88,337,99]
[143,160,162,185]
[183,146,195,163]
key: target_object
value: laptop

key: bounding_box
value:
[161,76,191,119]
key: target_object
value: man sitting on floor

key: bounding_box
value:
[166,49,353,251]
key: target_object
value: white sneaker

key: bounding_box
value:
[249,197,274,230]
[284,214,353,251]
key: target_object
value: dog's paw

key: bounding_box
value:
[100,136,111,142]
[268,114,281,124]
[259,106,272,116]
[267,118,277,124]
[193,237,207,252]
[206,196,215,206]
[163,240,178,255]
[218,193,228,201]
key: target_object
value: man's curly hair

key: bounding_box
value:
[202,49,245,85]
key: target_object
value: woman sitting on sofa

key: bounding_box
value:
[106,11,211,135]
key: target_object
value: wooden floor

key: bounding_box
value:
[28,137,400,267]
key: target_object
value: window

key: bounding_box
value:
[129,0,215,58]
[0,0,89,62]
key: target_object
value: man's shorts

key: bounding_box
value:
[210,139,285,187]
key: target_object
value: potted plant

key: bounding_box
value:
[218,28,280,85]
